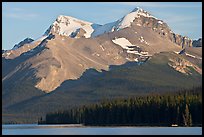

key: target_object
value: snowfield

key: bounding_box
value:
[112,37,136,50]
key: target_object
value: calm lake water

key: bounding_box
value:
[2,124,202,135]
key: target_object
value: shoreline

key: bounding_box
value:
[2,124,202,128]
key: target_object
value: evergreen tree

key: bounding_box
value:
[183,104,192,126]
[41,87,201,126]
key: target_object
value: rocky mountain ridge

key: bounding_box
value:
[2,7,202,123]
[192,38,202,47]
[2,7,202,93]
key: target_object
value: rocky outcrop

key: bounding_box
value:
[2,50,6,54]
[172,34,192,48]
[70,28,86,38]
[13,38,34,50]
[131,12,193,48]
[192,38,202,47]
[168,57,202,75]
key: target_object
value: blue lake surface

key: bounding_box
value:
[2,124,202,135]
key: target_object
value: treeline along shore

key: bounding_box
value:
[38,87,202,126]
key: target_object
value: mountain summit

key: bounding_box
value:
[2,7,202,91]
[2,7,202,123]
[44,7,162,38]
[91,7,159,37]
[116,6,159,30]
[44,15,101,38]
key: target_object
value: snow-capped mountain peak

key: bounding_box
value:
[131,7,141,12]
[44,8,163,38]
[130,7,155,18]
[92,7,160,37]
[116,7,157,30]
[55,15,92,26]
[45,15,100,38]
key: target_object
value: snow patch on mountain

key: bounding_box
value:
[139,36,150,45]
[116,7,157,30]
[186,53,196,58]
[185,53,202,60]
[53,15,90,36]
[92,21,117,37]
[112,37,151,61]
[83,25,94,38]
[92,7,159,37]
[46,15,100,38]
[112,37,137,50]
[158,20,163,24]
[31,35,48,43]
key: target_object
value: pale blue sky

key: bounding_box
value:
[2,2,202,50]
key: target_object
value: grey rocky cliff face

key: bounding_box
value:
[2,50,6,54]
[192,38,202,47]
[70,28,86,38]
[132,15,193,48]
[13,38,34,49]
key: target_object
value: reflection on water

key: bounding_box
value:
[2,124,202,135]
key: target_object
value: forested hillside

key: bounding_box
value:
[40,87,202,126]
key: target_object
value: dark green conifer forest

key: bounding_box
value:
[39,87,202,126]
